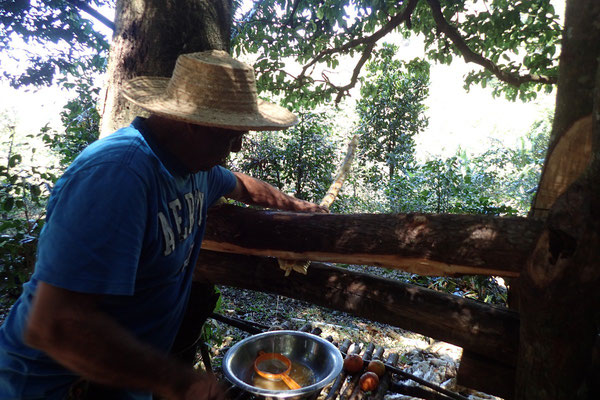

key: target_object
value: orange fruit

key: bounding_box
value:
[359,371,379,391]
[366,359,386,377]
[343,354,363,374]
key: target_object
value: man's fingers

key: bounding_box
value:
[314,204,329,213]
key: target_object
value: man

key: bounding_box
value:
[0,50,326,399]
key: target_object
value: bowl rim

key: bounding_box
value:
[222,330,343,398]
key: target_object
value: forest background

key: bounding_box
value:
[0,0,562,309]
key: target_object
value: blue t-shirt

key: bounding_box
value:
[0,117,237,400]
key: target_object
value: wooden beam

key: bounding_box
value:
[203,205,543,277]
[194,250,519,366]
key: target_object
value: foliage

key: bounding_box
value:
[43,74,101,167]
[0,77,101,301]
[0,0,110,87]
[350,107,551,217]
[410,115,550,216]
[202,287,225,350]
[232,0,561,106]
[0,115,57,297]
[411,0,561,100]
[474,114,551,211]
[233,110,339,203]
[3,1,561,103]
[356,44,430,191]
[406,154,515,215]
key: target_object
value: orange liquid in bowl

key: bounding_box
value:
[248,361,315,391]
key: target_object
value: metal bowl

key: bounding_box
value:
[222,330,343,398]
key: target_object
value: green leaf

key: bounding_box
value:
[3,197,14,212]
[31,185,42,197]
[8,154,22,168]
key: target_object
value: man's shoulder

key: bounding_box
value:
[71,125,155,172]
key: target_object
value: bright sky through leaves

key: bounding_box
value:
[1,1,563,161]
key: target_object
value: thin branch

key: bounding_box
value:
[389,382,457,400]
[295,0,419,96]
[209,312,267,334]
[425,0,557,86]
[284,0,304,28]
[324,41,375,103]
[278,133,360,276]
[320,134,359,208]
[64,0,115,30]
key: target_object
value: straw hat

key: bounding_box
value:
[121,50,298,131]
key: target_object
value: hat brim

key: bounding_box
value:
[121,77,298,131]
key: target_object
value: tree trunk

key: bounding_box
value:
[517,166,600,399]
[516,0,600,398]
[203,204,543,277]
[194,250,519,367]
[457,350,515,400]
[98,0,232,137]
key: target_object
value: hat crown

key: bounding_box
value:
[120,50,298,130]
[165,50,259,114]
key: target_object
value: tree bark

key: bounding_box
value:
[194,250,519,367]
[516,1,600,399]
[98,0,232,137]
[517,166,600,400]
[203,204,543,277]
[457,350,515,400]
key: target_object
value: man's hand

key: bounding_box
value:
[293,199,329,214]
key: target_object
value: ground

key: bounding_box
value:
[204,265,504,400]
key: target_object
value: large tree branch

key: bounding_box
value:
[425,0,557,87]
[194,251,519,367]
[202,205,543,277]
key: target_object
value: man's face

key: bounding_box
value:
[182,124,247,172]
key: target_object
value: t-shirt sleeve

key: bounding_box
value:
[34,164,148,296]
[206,166,237,206]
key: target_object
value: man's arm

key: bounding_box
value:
[25,282,223,400]
[226,171,328,212]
